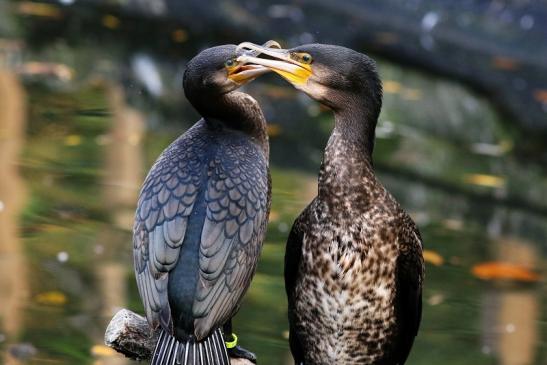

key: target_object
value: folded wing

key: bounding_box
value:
[192,139,270,339]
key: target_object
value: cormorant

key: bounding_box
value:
[133,44,274,365]
[238,43,425,364]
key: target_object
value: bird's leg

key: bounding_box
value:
[223,320,257,364]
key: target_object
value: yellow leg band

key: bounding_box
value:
[225,333,238,349]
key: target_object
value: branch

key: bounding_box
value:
[104,309,253,365]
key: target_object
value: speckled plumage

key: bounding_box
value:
[281,45,424,365]
[286,135,423,365]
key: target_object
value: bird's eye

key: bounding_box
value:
[300,53,313,64]
[225,59,238,68]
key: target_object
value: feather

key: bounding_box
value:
[134,121,270,353]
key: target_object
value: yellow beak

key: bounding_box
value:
[227,64,270,84]
[226,40,283,84]
[236,42,312,86]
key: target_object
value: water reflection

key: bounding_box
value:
[0,3,546,365]
[481,238,540,365]
[93,84,146,365]
[0,70,29,364]
[102,85,144,230]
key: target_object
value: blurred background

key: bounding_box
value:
[0,0,547,364]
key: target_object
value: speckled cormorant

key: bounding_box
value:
[238,43,425,364]
[133,44,274,365]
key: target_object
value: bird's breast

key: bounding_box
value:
[293,211,399,363]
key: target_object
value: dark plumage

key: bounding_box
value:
[133,45,271,365]
[239,43,424,364]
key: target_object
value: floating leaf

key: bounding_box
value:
[268,210,280,222]
[35,291,67,306]
[442,219,464,231]
[472,262,541,282]
[423,250,444,266]
[91,345,117,357]
[102,15,120,29]
[491,56,519,71]
[427,293,445,306]
[64,134,82,146]
[463,173,505,188]
[267,124,282,137]
[172,29,188,43]
[402,88,423,101]
[16,2,62,18]
[383,80,402,93]
[533,89,547,103]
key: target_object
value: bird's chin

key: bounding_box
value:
[296,80,330,103]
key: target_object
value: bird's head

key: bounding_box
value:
[236,43,382,116]
[183,44,274,98]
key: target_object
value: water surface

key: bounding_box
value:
[0,4,546,365]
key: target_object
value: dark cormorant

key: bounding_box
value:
[238,43,425,364]
[133,44,273,365]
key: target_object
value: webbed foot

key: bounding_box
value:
[228,345,257,363]
[225,333,257,363]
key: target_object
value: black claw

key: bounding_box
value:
[228,345,257,364]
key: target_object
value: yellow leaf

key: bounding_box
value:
[102,15,120,29]
[267,124,282,137]
[383,81,402,94]
[472,262,540,282]
[172,29,188,43]
[402,88,422,101]
[423,250,444,266]
[35,291,67,306]
[17,2,62,18]
[442,219,464,231]
[463,173,505,188]
[268,210,280,222]
[64,134,82,146]
[91,345,117,357]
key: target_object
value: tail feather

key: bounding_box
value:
[213,330,229,365]
[151,328,229,365]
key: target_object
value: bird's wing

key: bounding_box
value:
[284,211,307,300]
[395,214,424,364]
[133,125,207,330]
[192,139,270,339]
[284,202,314,364]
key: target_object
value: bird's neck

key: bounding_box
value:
[318,98,380,201]
[332,94,377,157]
[195,91,269,156]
